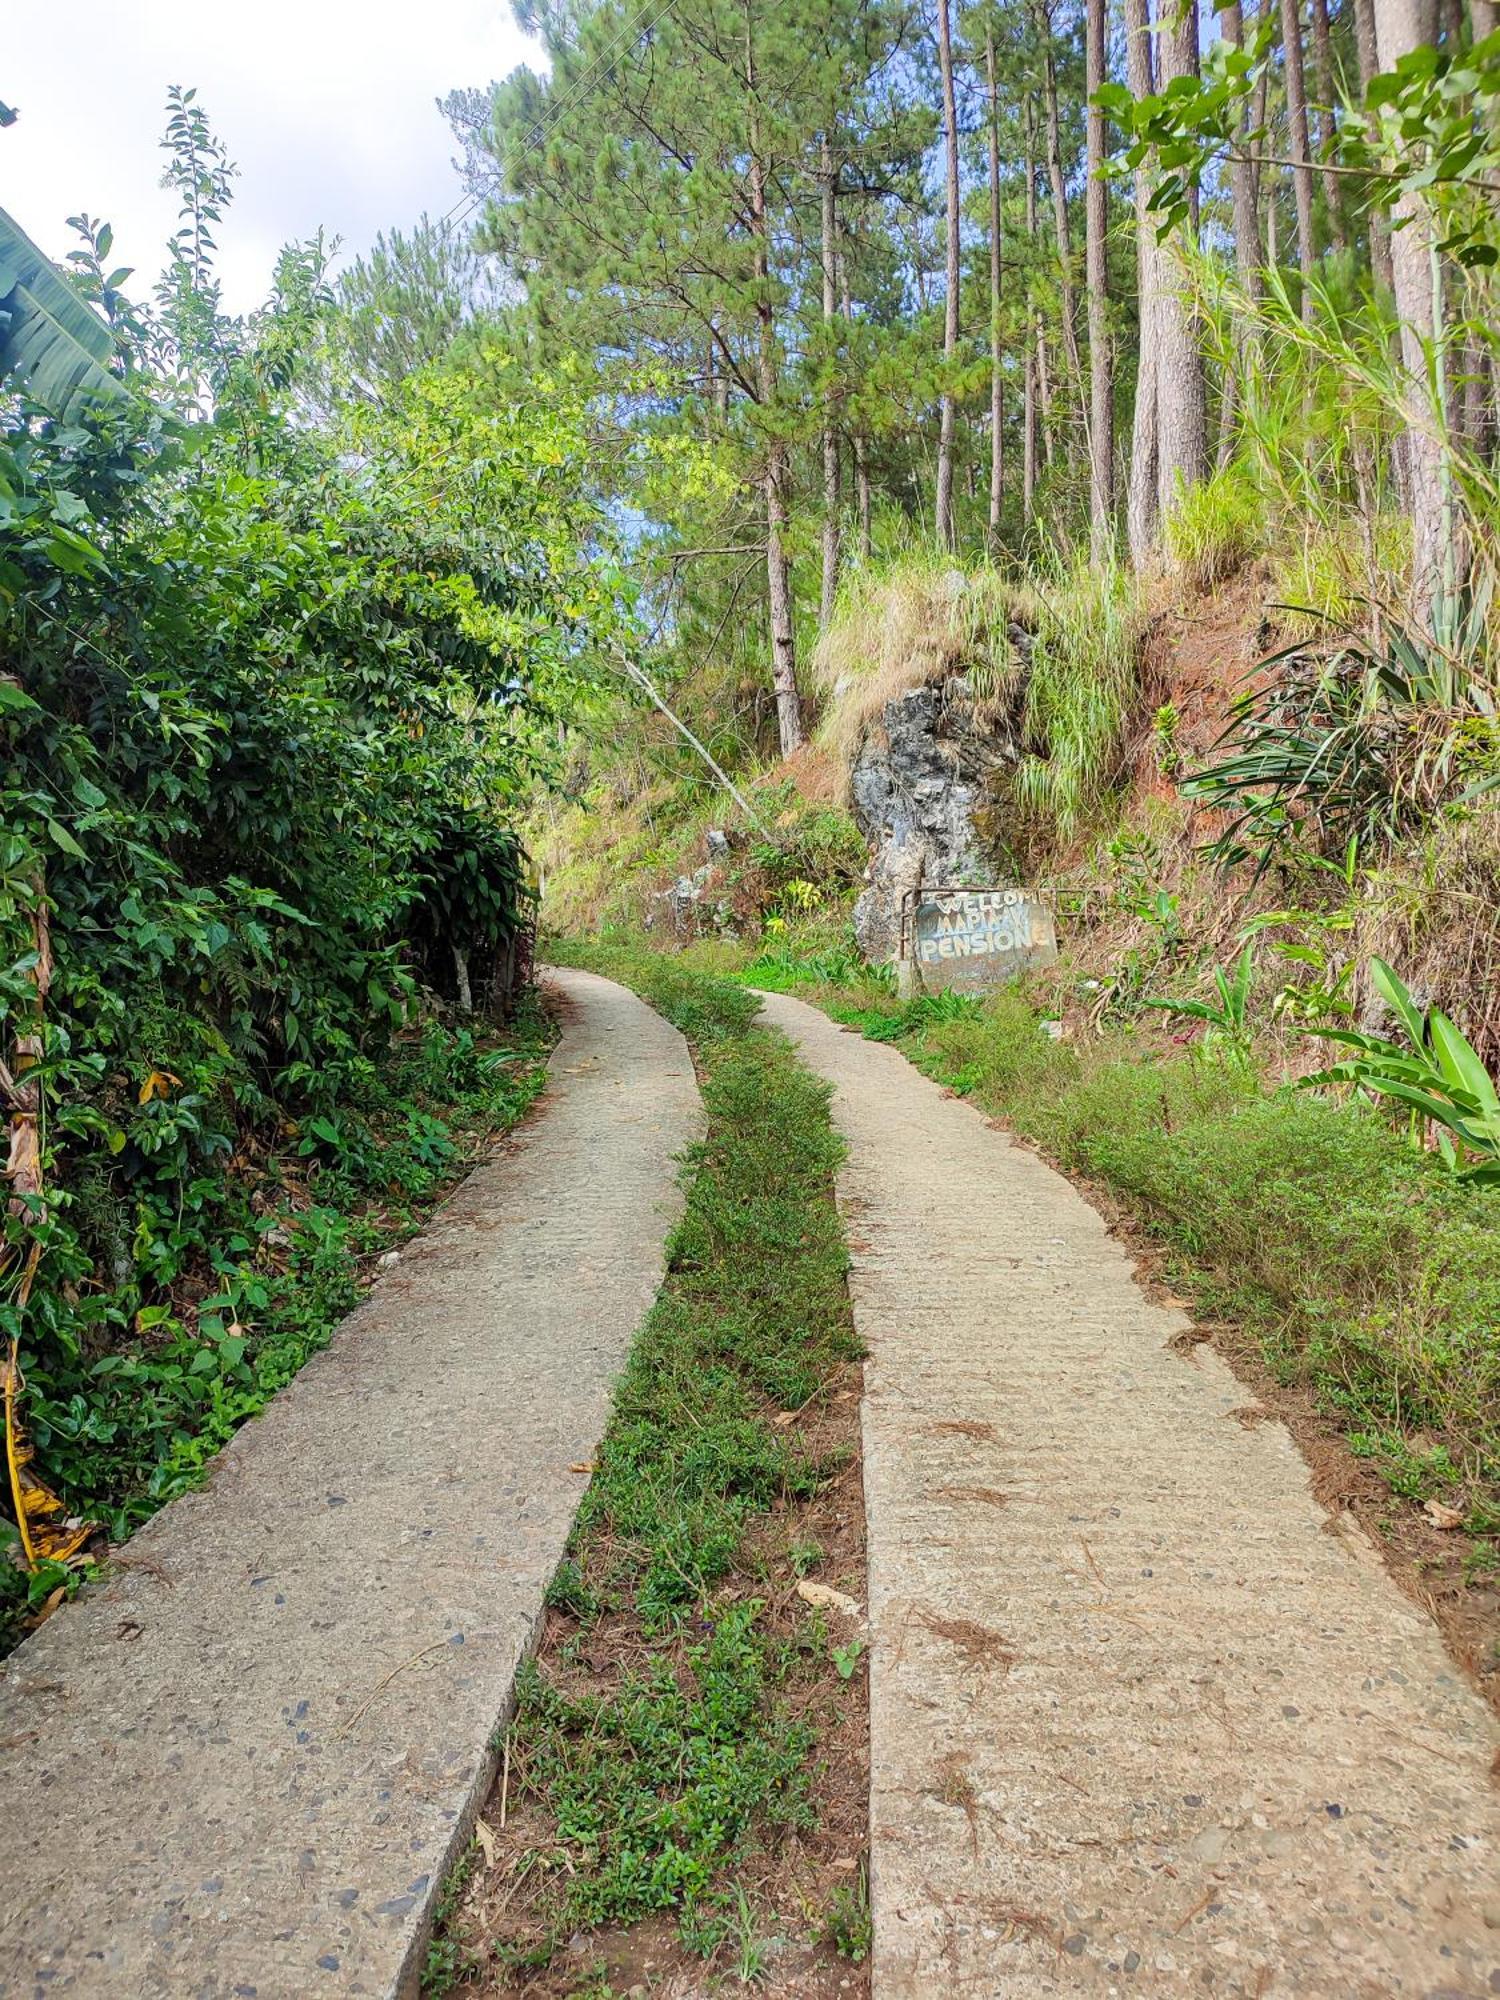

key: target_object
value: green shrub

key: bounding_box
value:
[1272,513,1412,633]
[2,141,606,1604]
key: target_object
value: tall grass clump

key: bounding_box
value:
[1199,254,1406,536]
[1164,464,1264,591]
[1011,553,1146,851]
[810,553,1025,769]
[1272,512,1412,633]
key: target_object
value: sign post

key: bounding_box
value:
[898,887,1058,994]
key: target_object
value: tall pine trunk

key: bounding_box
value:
[1374,0,1449,621]
[934,0,962,549]
[1223,5,1264,296]
[746,28,803,754]
[1354,0,1396,295]
[819,137,842,630]
[1218,0,1264,462]
[1035,0,1087,453]
[1308,0,1349,251]
[1024,102,1041,518]
[838,248,874,560]
[986,29,1005,540]
[1156,0,1209,534]
[1248,5,1274,220]
[1085,0,1114,554]
[1280,0,1318,320]
[1125,0,1160,562]
[1037,318,1055,459]
[1469,0,1499,459]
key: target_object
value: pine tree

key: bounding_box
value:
[1085,0,1113,553]
[935,0,963,548]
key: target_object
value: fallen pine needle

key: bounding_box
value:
[336,1638,453,1740]
[1174,1887,1216,1934]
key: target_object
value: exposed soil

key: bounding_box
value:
[443,1370,872,1997]
[1135,568,1275,773]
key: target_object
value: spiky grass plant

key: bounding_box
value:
[1164,464,1265,592]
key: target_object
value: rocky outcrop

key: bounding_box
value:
[848,671,1023,962]
[643,829,739,938]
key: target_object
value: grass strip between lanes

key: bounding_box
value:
[428,941,869,1995]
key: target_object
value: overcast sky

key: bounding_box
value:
[5,1,543,313]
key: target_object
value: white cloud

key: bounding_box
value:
[4,0,543,312]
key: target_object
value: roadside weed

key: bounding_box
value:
[825,1870,873,1964]
[1145,942,1257,1057]
[832,1638,867,1681]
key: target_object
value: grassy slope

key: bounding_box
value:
[428,940,868,1992]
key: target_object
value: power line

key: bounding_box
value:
[441,193,481,231]
[440,0,684,231]
[507,0,683,167]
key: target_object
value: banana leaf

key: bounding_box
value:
[1430,1010,1500,1122]
[1142,996,1228,1025]
[0,205,123,419]
[1369,957,1430,1052]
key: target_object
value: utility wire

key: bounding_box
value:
[506,0,683,167]
[440,0,684,231]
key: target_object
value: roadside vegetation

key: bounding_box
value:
[1,1007,552,1651]
[429,944,868,1995]
[0,105,612,1633]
